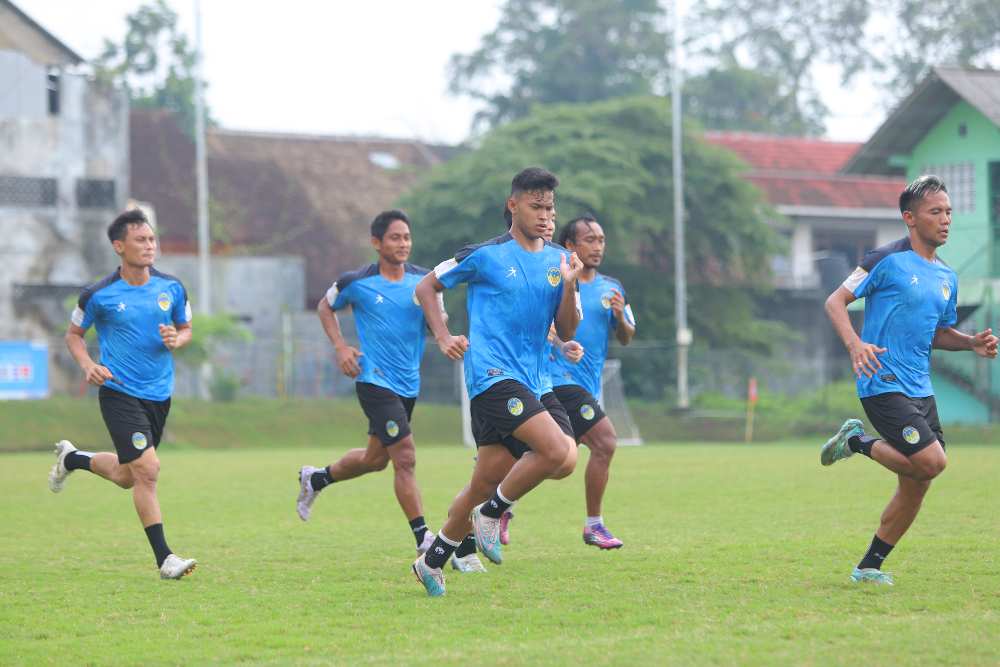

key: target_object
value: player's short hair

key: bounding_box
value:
[557,215,597,247]
[370,209,410,240]
[510,167,559,196]
[504,203,513,229]
[107,209,150,243]
[899,175,948,214]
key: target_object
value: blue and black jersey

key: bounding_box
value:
[550,273,635,399]
[325,263,430,398]
[70,268,192,402]
[842,237,958,399]
[434,233,574,399]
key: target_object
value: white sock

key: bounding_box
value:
[586,516,603,529]
[496,486,514,505]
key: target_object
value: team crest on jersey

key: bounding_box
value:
[507,397,524,416]
[546,267,561,287]
[902,426,920,445]
[157,292,171,311]
[131,432,148,450]
[580,404,596,421]
[386,420,400,438]
[601,291,614,309]
[941,281,951,301]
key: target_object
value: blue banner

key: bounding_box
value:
[0,341,49,399]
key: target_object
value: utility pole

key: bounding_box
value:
[194,0,211,315]
[672,0,692,409]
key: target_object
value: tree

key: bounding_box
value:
[448,0,669,130]
[400,96,788,388]
[683,65,824,136]
[93,0,209,136]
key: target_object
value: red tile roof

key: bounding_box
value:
[703,131,905,209]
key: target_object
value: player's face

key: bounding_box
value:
[543,219,555,242]
[114,222,157,268]
[906,190,952,248]
[568,221,606,269]
[509,189,555,240]
[373,219,411,265]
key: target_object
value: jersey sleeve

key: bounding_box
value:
[173,282,192,325]
[325,274,353,311]
[70,291,97,330]
[434,247,481,289]
[609,280,635,328]
[938,276,958,328]
[843,261,884,299]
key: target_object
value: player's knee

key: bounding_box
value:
[115,476,135,490]
[365,453,390,472]
[132,463,159,487]
[391,450,416,473]
[915,447,947,480]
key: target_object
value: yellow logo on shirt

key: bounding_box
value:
[157,292,171,311]
[546,267,561,287]
[601,292,613,309]
[941,281,951,300]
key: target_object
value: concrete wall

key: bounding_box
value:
[0,49,128,391]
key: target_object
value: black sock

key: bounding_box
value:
[848,435,878,458]
[64,451,93,472]
[480,491,512,519]
[144,523,172,568]
[857,534,895,570]
[455,534,476,558]
[310,467,334,492]
[409,516,428,546]
[423,534,459,569]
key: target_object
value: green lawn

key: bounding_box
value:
[1,443,998,665]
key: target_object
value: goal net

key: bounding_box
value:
[460,358,642,446]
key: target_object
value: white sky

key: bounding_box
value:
[20,0,890,145]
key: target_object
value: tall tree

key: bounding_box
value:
[449,0,669,130]
[400,96,786,377]
[93,0,208,136]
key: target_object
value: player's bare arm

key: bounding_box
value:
[825,286,886,378]
[65,323,114,386]
[554,252,583,340]
[609,289,635,345]
[547,324,584,363]
[933,326,999,357]
[316,296,363,377]
[159,323,191,351]
[416,272,468,360]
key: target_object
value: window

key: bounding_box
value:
[75,179,116,208]
[0,176,57,206]
[46,69,60,115]
[921,162,975,214]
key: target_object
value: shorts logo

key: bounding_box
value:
[507,397,524,416]
[902,426,920,445]
[546,267,561,287]
[385,420,399,438]
[157,293,171,311]
[580,404,596,421]
[131,432,148,450]
[941,281,951,300]
[601,292,614,309]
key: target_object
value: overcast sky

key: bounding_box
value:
[20,0,888,145]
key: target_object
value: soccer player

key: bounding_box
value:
[296,210,440,556]
[821,175,997,585]
[505,215,636,549]
[48,209,197,580]
[411,167,583,596]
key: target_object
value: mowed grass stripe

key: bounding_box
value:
[0,444,997,665]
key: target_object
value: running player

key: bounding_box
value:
[49,209,197,580]
[821,175,997,585]
[502,215,636,549]
[296,210,440,556]
[411,167,583,596]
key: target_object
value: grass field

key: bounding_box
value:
[1,442,998,665]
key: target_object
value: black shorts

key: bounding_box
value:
[98,386,170,464]
[860,392,945,457]
[356,382,416,446]
[499,392,575,459]
[470,379,549,452]
[552,384,606,440]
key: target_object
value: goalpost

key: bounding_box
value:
[460,359,643,447]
